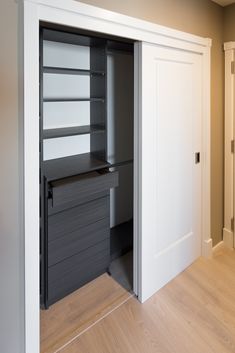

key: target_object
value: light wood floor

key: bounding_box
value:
[40,274,132,353]
[41,245,235,353]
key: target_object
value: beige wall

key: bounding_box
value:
[0,0,24,352]
[224,3,235,41]
[78,0,224,245]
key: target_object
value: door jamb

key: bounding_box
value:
[224,42,235,249]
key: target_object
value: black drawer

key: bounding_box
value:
[50,170,118,208]
[48,217,110,266]
[48,196,109,242]
[49,239,109,281]
[48,241,110,305]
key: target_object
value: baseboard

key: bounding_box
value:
[212,240,224,252]
[202,238,213,258]
[223,228,234,248]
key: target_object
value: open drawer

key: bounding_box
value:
[50,169,118,208]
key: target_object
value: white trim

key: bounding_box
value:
[22,1,211,352]
[27,0,211,48]
[201,39,212,258]
[224,42,235,250]
[212,240,224,252]
[223,228,234,248]
[202,239,213,258]
[224,42,235,51]
[133,42,141,296]
[23,2,40,353]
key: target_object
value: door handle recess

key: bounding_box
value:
[195,152,200,164]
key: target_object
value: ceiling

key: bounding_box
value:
[211,0,235,6]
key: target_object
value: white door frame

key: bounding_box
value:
[224,42,235,248]
[22,1,211,352]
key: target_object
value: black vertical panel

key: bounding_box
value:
[43,178,49,309]
[39,27,47,308]
[90,41,107,160]
[90,39,106,71]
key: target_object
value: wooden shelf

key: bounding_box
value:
[43,125,105,139]
[43,153,110,181]
[43,66,105,76]
[43,97,105,103]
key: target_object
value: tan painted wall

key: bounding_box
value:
[224,3,235,41]
[78,0,224,245]
[0,0,24,352]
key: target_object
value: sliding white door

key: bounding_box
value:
[139,43,202,302]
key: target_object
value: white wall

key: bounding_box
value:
[0,1,24,352]
[43,40,90,69]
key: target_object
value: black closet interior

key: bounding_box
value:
[40,23,134,309]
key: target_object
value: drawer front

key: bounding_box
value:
[48,190,108,215]
[50,170,118,208]
[48,196,109,242]
[48,241,109,305]
[48,218,110,266]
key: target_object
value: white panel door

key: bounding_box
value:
[140,43,202,302]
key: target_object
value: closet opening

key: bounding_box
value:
[39,20,135,323]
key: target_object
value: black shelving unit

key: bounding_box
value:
[40,24,135,309]
[40,26,115,308]
[41,25,107,163]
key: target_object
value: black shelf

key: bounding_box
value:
[43,66,105,76]
[108,159,133,169]
[43,153,111,181]
[43,27,106,48]
[43,97,105,103]
[43,125,105,139]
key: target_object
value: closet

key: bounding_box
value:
[39,24,134,308]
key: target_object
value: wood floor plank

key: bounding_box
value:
[159,275,235,353]
[60,297,176,353]
[40,273,131,353]
[59,246,235,353]
[180,268,235,334]
[59,295,216,353]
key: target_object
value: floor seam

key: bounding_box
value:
[53,292,135,353]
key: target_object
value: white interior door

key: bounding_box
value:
[139,42,202,302]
